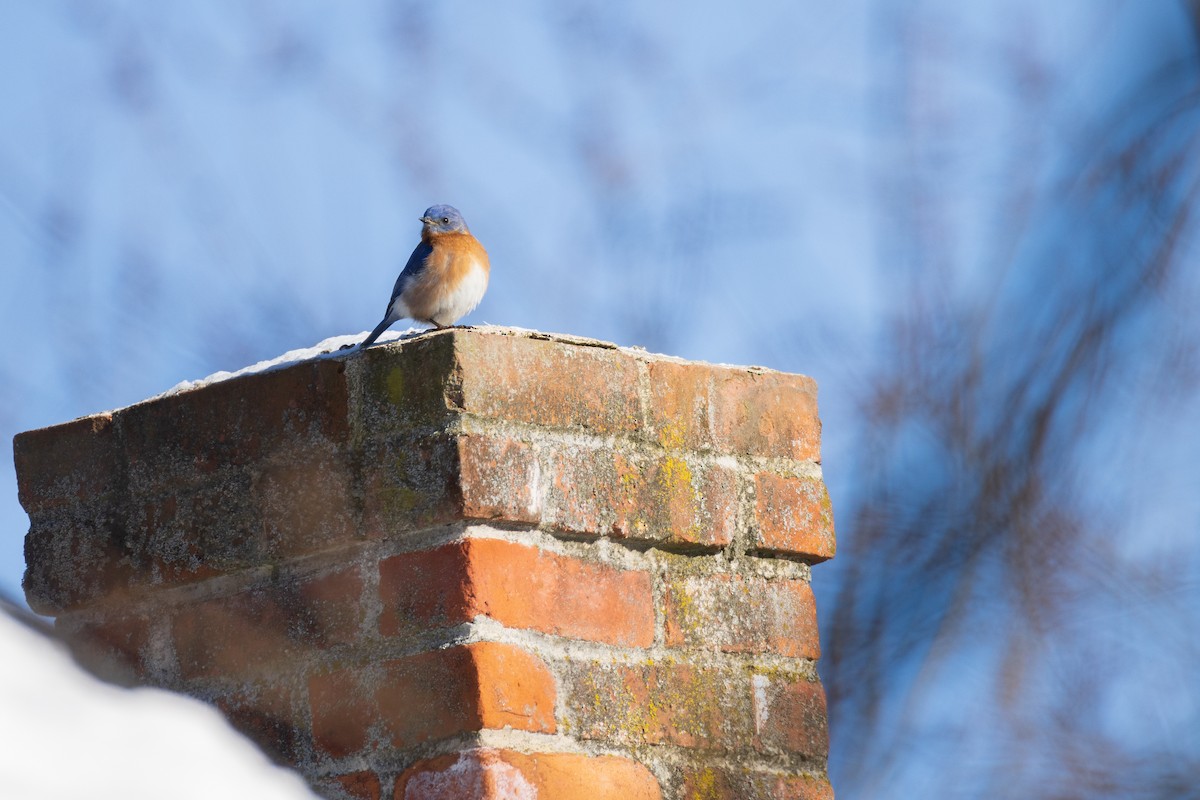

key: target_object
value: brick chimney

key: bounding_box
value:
[15,327,835,800]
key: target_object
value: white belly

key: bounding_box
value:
[429,260,489,326]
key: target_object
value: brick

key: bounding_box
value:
[118,358,351,488]
[378,542,473,637]
[14,412,122,513]
[23,504,134,613]
[310,642,556,756]
[710,369,820,462]
[646,359,714,452]
[251,443,356,556]
[663,573,820,659]
[752,672,829,758]
[542,445,736,548]
[128,472,259,584]
[358,434,461,537]
[753,472,835,562]
[350,331,459,436]
[379,538,654,647]
[465,642,558,735]
[394,749,661,800]
[455,333,641,434]
[677,766,833,800]
[58,612,153,681]
[309,664,372,758]
[770,776,836,800]
[456,434,541,523]
[216,684,307,766]
[564,659,752,750]
[173,566,364,680]
[333,771,383,800]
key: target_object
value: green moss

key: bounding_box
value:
[385,366,406,407]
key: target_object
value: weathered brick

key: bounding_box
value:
[251,443,357,557]
[455,334,641,434]
[58,611,153,681]
[23,503,134,613]
[173,566,364,680]
[332,771,383,800]
[663,573,820,659]
[358,434,461,537]
[378,538,654,647]
[309,663,372,758]
[377,542,472,637]
[216,683,307,766]
[14,412,121,513]
[394,749,661,800]
[753,472,836,562]
[710,369,820,462]
[118,358,351,488]
[15,327,837,797]
[374,643,556,748]
[541,445,736,548]
[677,766,833,800]
[310,642,556,756]
[456,434,540,524]
[646,359,714,452]
[350,332,458,437]
[753,672,829,759]
[129,471,259,585]
[563,659,752,751]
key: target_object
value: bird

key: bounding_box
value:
[359,204,490,348]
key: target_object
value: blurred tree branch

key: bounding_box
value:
[824,3,1200,797]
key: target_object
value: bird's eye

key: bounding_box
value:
[442,217,450,224]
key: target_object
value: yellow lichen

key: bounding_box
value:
[691,767,719,800]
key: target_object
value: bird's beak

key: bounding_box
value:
[419,216,432,225]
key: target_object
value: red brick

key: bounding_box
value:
[310,642,556,756]
[333,771,382,800]
[59,612,153,680]
[14,413,121,513]
[469,641,558,734]
[216,684,306,765]
[753,472,835,562]
[173,566,364,680]
[646,360,714,452]
[352,331,459,435]
[394,748,661,800]
[753,673,829,758]
[455,334,641,434]
[663,573,820,659]
[309,664,372,758]
[542,445,736,548]
[564,660,752,750]
[251,444,356,556]
[710,369,820,462]
[23,506,135,613]
[378,542,473,637]
[131,476,257,585]
[358,435,461,537]
[771,775,836,800]
[456,434,540,523]
[118,358,351,487]
[678,766,833,800]
[379,539,654,647]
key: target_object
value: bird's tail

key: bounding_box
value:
[359,317,394,349]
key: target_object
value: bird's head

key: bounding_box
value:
[420,205,469,235]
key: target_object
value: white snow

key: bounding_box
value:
[0,609,316,800]
[157,328,424,398]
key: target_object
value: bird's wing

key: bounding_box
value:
[386,240,433,313]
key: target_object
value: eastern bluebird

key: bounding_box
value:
[359,204,490,348]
